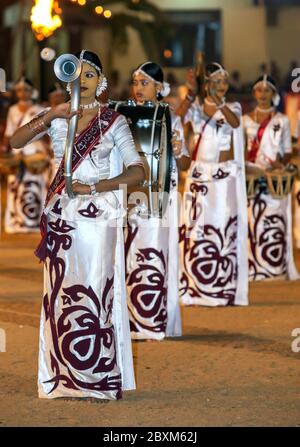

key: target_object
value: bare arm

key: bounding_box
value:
[72,165,145,195]
[219,145,234,163]
[175,69,198,119]
[176,96,195,119]
[209,85,240,129]
[176,155,191,171]
[217,104,240,129]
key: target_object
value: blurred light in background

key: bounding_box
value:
[31,0,62,41]
[103,10,112,19]
[163,49,173,59]
[95,6,104,15]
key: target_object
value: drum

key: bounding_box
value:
[0,152,22,175]
[109,100,173,217]
[265,164,297,199]
[23,152,50,175]
[245,164,265,198]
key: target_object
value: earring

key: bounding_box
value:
[66,82,71,95]
[96,76,108,96]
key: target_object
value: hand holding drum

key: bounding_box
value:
[171,130,182,157]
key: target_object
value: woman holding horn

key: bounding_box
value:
[10,50,145,401]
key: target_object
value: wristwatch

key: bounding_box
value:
[90,184,97,195]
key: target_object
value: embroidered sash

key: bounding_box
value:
[248,115,272,163]
[35,106,119,261]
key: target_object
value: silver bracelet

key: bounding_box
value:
[216,99,226,109]
[174,153,183,160]
[90,183,97,195]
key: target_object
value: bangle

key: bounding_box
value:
[26,117,49,135]
[90,183,97,195]
[216,99,226,109]
[174,154,182,160]
[185,93,196,102]
[186,90,196,103]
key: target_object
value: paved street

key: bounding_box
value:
[0,231,300,427]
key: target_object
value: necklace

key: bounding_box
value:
[80,99,100,110]
[204,98,217,107]
[255,106,274,114]
[254,106,274,123]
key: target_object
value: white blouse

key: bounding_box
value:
[243,112,292,169]
[184,100,242,163]
[47,113,143,185]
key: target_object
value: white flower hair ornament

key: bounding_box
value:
[272,93,281,107]
[96,75,108,97]
[159,81,171,98]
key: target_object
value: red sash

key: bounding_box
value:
[35,106,119,261]
[247,115,272,163]
[191,117,212,161]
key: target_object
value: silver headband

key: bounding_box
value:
[253,74,277,92]
[79,49,102,74]
[205,62,229,80]
[133,65,171,98]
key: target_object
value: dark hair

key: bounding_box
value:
[48,83,64,94]
[205,62,226,78]
[134,61,164,100]
[252,75,277,91]
[15,77,34,88]
[75,50,103,74]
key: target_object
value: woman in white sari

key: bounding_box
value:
[243,75,299,281]
[179,63,248,307]
[125,62,190,340]
[10,50,145,401]
[3,78,49,233]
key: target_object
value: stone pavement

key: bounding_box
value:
[0,232,300,427]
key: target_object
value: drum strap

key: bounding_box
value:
[35,106,119,262]
[248,115,272,163]
[191,117,212,161]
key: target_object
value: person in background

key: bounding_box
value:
[243,74,299,281]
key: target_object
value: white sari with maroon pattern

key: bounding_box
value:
[292,111,300,249]
[126,113,188,340]
[38,112,142,400]
[4,104,49,233]
[243,113,299,281]
[180,102,248,306]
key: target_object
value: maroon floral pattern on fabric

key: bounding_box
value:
[78,202,103,218]
[180,216,238,305]
[248,189,287,280]
[127,246,168,335]
[42,204,122,398]
[8,177,42,229]
[212,169,230,180]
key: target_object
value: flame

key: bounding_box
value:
[31,0,62,41]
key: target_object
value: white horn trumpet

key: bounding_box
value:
[54,54,82,198]
[54,53,81,83]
